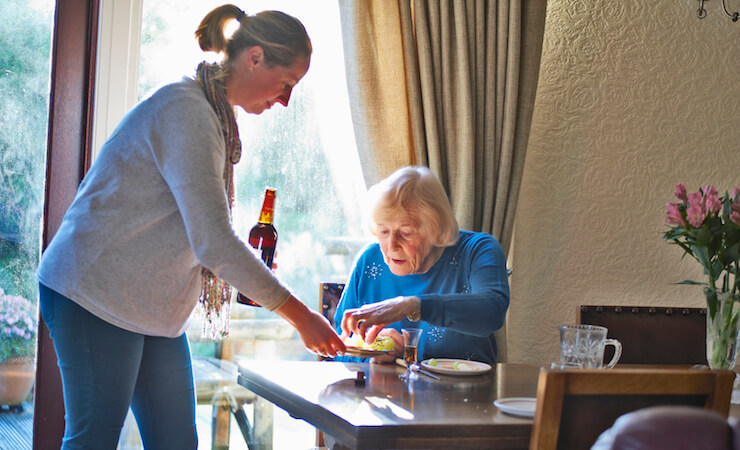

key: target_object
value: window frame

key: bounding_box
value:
[35,1,100,448]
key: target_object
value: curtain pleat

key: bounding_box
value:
[339,0,547,362]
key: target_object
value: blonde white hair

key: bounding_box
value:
[366,166,459,247]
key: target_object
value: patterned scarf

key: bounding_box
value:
[195,62,242,339]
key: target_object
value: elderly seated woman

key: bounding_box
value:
[334,166,510,364]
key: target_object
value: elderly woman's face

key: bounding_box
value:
[376,218,437,276]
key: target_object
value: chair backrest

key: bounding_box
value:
[577,305,706,365]
[529,367,735,450]
[318,282,345,362]
[319,282,345,328]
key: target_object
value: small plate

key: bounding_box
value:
[343,346,391,358]
[420,358,492,376]
[494,397,537,418]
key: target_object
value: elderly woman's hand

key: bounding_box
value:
[369,328,403,364]
[340,296,420,344]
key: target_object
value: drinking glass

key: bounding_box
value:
[558,324,622,369]
[399,328,423,381]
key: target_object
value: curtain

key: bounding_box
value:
[339,0,547,362]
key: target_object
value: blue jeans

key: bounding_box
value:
[39,283,198,450]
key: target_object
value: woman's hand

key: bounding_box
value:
[340,296,419,344]
[369,328,403,364]
[275,295,346,358]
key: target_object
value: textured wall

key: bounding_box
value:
[509,0,740,364]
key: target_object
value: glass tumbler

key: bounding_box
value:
[400,328,423,381]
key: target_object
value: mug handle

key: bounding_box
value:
[603,338,622,369]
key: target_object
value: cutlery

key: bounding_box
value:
[395,358,441,380]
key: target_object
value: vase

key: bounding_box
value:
[705,289,740,370]
[0,356,35,406]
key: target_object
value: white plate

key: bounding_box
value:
[420,358,492,376]
[493,397,537,418]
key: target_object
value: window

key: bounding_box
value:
[0,0,53,446]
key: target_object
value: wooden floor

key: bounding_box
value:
[0,402,32,450]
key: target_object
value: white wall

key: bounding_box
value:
[509,0,740,364]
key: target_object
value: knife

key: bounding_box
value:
[395,358,441,380]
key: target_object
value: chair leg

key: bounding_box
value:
[222,386,272,450]
[232,405,255,449]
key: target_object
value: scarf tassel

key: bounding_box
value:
[198,270,232,339]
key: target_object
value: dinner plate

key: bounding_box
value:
[343,346,391,358]
[493,397,537,418]
[420,358,492,376]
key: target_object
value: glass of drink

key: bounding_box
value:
[400,328,423,381]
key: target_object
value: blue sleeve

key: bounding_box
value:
[420,233,510,337]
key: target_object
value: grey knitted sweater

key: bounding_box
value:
[37,77,291,337]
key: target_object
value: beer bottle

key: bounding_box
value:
[236,188,278,307]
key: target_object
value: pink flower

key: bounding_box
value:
[731,201,740,226]
[665,202,688,227]
[686,192,706,228]
[731,211,740,226]
[674,184,688,202]
[729,187,740,226]
[702,184,722,216]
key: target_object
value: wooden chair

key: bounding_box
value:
[529,367,736,450]
[577,305,707,365]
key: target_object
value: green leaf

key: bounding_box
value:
[695,227,712,247]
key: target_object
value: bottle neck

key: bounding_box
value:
[258,190,276,224]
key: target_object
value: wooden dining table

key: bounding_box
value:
[237,359,541,449]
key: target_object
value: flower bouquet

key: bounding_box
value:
[663,184,740,369]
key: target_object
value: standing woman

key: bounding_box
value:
[36,4,344,449]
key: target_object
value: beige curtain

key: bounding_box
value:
[339,0,547,361]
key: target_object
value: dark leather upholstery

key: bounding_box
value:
[592,405,740,450]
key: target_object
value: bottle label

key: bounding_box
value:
[259,189,276,224]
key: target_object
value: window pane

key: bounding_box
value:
[0,0,53,447]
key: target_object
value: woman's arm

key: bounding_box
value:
[275,295,346,358]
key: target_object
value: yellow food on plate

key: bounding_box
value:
[452,361,479,371]
[427,358,438,366]
[344,334,396,351]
